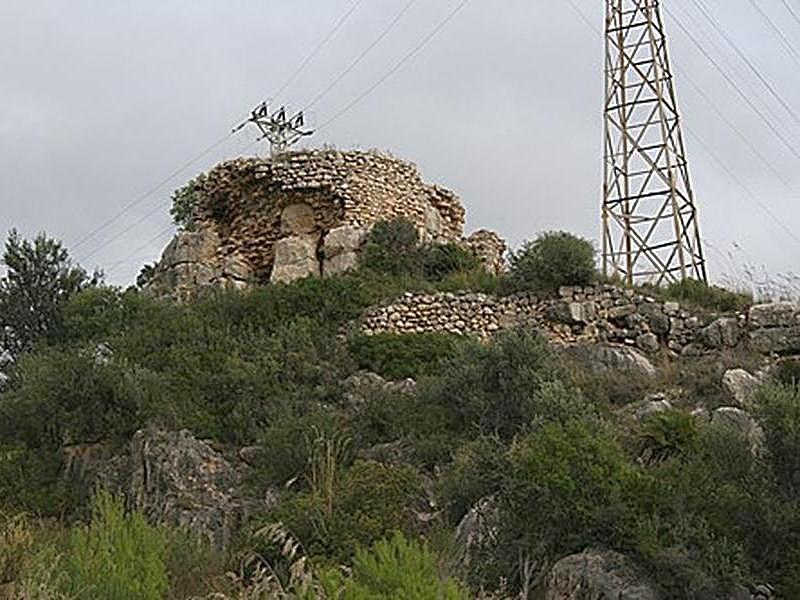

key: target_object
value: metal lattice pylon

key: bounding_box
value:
[603,0,707,285]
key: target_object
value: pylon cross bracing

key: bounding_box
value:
[603,0,707,285]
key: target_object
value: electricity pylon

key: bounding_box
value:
[603,0,707,285]
[233,101,313,155]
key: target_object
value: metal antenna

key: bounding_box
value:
[603,0,707,285]
[233,101,314,155]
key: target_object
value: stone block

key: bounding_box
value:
[749,326,800,355]
[280,203,317,235]
[270,234,320,283]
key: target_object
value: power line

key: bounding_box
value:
[746,0,800,69]
[688,0,800,124]
[780,0,800,28]
[305,0,418,111]
[272,0,366,101]
[69,133,233,253]
[317,0,472,131]
[104,222,176,278]
[685,128,800,247]
[664,6,800,161]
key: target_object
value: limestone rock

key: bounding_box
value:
[712,408,764,454]
[545,549,660,600]
[464,229,507,275]
[563,343,657,378]
[453,496,499,569]
[160,229,220,267]
[703,317,743,348]
[749,302,799,328]
[322,225,365,276]
[100,429,242,548]
[722,369,760,409]
[270,234,321,283]
[749,326,800,355]
[280,203,317,235]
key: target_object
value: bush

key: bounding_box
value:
[499,421,641,574]
[341,531,469,599]
[274,460,425,563]
[756,382,800,497]
[62,492,168,599]
[419,243,480,281]
[508,231,596,293]
[773,358,800,388]
[170,174,206,231]
[348,332,469,380]
[418,328,567,439]
[360,218,420,277]
[662,279,751,313]
[638,410,701,463]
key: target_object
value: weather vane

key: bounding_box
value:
[233,101,313,155]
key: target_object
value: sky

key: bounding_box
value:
[1,0,799,289]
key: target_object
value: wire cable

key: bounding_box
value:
[664,6,800,161]
[317,0,472,131]
[780,0,800,28]
[272,0,366,102]
[688,0,800,124]
[69,133,233,253]
[746,0,800,69]
[305,0,418,111]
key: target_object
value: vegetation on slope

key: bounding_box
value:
[1,223,798,598]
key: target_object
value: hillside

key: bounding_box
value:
[2,154,800,600]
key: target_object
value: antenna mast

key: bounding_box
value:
[603,0,707,285]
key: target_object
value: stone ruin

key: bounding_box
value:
[146,149,505,298]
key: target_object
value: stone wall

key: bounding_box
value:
[146,149,506,297]
[360,285,800,357]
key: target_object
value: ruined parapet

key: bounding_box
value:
[147,149,484,297]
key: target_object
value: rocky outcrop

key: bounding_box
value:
[545,550,661,600]
[146,229,252,299]
[564,343,657,378]
[454,497,500,569]
[748,302,800,355]
[96,429,243,548]
[711,408,765,454]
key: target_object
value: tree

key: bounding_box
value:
[0,230,99,363]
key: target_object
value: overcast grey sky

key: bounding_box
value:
[1,0,799,287]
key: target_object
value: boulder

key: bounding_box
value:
[322,225,365,277]
[712,408,764,454]
[549,301,596,325]
[749,302,799,329]
[270,233,321,283]
[100,429,242,548]
[636,332,660,354]
[453,496,499,569]
[563,343,657,378]
[626,395,672,422]
[545,549,660,600]
[722,369,760,409]
[159,229,220,267]
[702,317,743,348]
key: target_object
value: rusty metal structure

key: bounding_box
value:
[603,0,707,285]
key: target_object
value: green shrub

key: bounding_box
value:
[62,492,168,600]
[360,218,421,277]
[773,358,800,388]
[274,460,425,562]
[0,348,161,449]
[638,410,701,463]
[341,531,469,599]
[756,382,800,496]
[508,231,596,293]
[418,328,566,439]
[500,421,641,572]
[662,279,751,313]
[438,435,507,523]
[0,444,79,517]
[170,174,206,231]
[419,243,479,281]
[348,332,469,380]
